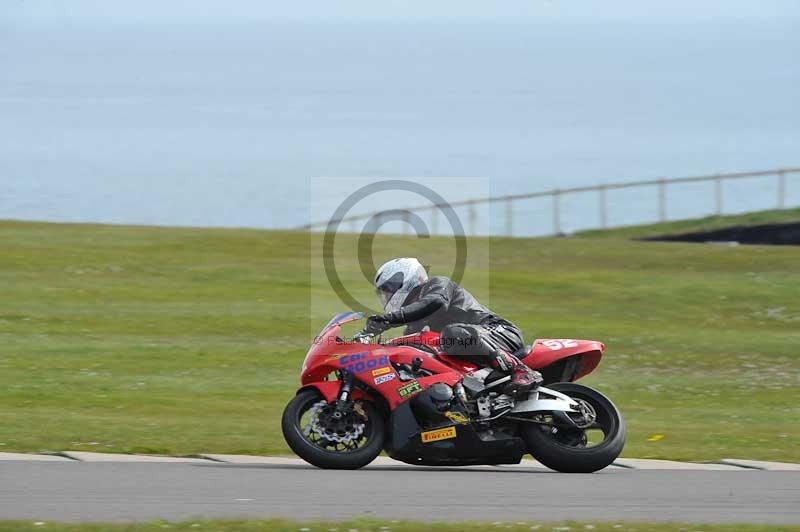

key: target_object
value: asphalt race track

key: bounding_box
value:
[2,460,800,525]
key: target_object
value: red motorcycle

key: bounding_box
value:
[282,312,625,473]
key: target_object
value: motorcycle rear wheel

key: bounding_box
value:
[281,389,384,470]
[520,382,626,473]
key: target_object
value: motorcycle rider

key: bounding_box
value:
[365,257,542,397]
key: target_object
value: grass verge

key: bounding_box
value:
[0,520,797,532]
[0,219,798,461]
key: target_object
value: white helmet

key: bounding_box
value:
[373,257,428,313]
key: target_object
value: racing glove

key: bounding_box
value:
[365,315,394,335]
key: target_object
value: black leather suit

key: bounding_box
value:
[383,276,525,364]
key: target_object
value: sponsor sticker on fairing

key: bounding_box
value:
[421,426,457,443]
[374,373,396,385]
[444,411,469,424]
[397,380,422,398]
[372,367,391,377]
[336,352,390,374]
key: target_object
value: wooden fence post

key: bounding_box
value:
[505,198,514,237]
[468,203,477,236]
[598,186,608,229]
[553,190,561,235]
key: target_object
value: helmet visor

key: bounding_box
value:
[374,272,404,309]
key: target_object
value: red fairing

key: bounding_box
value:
[300,321,465,410]
[299,313,606,412]
[389,331,603,380]
[522,339,605,381]
[300,381,373,403]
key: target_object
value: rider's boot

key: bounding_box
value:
[489,350,543,398]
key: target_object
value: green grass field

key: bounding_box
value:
[1,213,799,461]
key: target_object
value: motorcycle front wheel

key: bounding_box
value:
[520,382,626,473]
[281,389,385,470]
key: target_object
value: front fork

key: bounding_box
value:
[332,369,354,419]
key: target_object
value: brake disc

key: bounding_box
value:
[305,400,366,444]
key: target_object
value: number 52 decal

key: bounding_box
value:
[542,339,578,350]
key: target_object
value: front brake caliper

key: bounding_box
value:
[353,402,366,418]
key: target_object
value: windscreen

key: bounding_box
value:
[321,311,364,332]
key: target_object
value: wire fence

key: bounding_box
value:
[299,168,800,237]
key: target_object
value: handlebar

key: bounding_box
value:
[352,330,375,344]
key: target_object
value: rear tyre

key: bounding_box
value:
[281,389,384,470]
[520,382,626,473]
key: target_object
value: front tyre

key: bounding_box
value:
[521,382,626,473]
[281,389,384,470]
